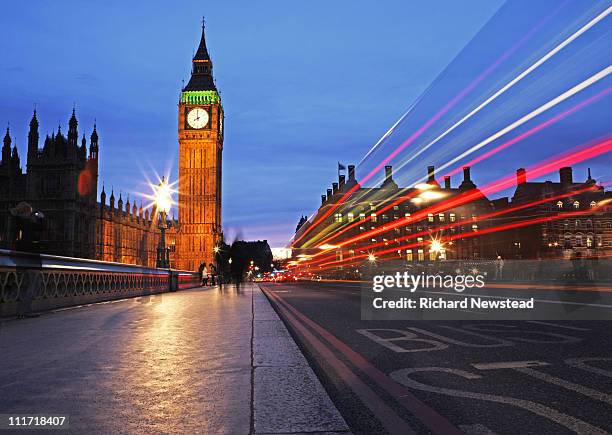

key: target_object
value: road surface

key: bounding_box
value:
[261,281,612,435]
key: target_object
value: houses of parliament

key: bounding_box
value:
[0,24,223,270]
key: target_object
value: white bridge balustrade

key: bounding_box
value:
[0,249,200,317]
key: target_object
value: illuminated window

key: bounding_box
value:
[381,214,388,221]
[371,213,377,222]
[557,201,563,208]
[348,212,354,222]
[450,213,456,222]
[575,235,583,246]
[472,224,478,231]
[393,205,399,211]
[404,213,411,219]
[417,249,425,261]
[573,201,580,209]
[417,237,424,243]
[586,236,593,248]
[359,226,365,231]
[359,213,366,221]
[438,213,445,222]
[429,250,436,261]
[590,201,597,208]
[334,213,342,223]
[406,250,413,261]
[370,203,376,211]
[428,213,434,222]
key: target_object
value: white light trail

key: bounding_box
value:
[435,66,611,174]
[396,6,612,173]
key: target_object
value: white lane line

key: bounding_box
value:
[472,361,549,370]
[565,357,612,379]
[527,320,591,331]
[390,367,608,435]
[515,367,612,406]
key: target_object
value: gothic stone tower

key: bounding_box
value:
[177,23,224,271]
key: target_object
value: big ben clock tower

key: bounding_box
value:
[177,22,224,271]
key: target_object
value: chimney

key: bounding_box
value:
[427,165,436,183]
[516,168,527,185]
[559,167,573,185]
[327,188,332,198]
[348,165,355,181]
[444,176,451,190]
[385,165,393,182]
[339,174,346,186]
[459,166,476,191]
[332,182,338,194]
[463,166,471,182]
[321,194,327,205]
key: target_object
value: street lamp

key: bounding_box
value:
[155,176,172,269]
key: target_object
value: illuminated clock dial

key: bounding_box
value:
[187,107,209,129]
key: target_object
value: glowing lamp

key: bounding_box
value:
[430,239,443,253]
[155,177,172,214]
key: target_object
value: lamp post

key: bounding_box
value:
[155,177,172,269]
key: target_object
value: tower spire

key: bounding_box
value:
[183,21,216,92]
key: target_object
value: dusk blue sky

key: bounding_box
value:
[2,0,610,248]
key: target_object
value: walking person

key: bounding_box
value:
[494,255,504,281]
[208,263,217,286]
[203,264,209,286]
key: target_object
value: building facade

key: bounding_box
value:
[0,110,175,269]
[176,24,224,271]
[292,164,611,275]
[0,110,98,259]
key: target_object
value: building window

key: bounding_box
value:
[393,206,399,211]
[472,224,478,232]
[348,212,354,222]
[406,250,413,261]
[450,213,456,222]
[438,213,445,222]
[576,235,583,246]
[557,201,563,209]
[417,249,425,261]
[590,201,597,208]
[404,213,411,219]
[573,201,580,209]
[371,213,377,222]
[586,236,593,248]
[334,213,342,223]
[359,213,366,221]
[428,213,434,222]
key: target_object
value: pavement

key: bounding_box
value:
[261,281,612,435]
[0,283,349,434]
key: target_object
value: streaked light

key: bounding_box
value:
[419,190,446,200]
[319,244,338,250]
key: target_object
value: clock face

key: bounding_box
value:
[187,107,209,129]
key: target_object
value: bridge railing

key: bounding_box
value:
[0,249,200,317]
